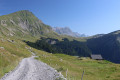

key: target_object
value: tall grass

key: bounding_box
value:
[0,37,31,78]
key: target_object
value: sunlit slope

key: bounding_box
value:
[0,36,31,78]
[0,10,61,39]
[33,49,120,80]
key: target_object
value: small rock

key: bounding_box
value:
[0,47,4,49]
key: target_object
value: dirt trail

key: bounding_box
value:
[0,56,65,80]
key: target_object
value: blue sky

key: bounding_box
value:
[1,0,120,35]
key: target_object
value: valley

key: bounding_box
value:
[0,10,120,80]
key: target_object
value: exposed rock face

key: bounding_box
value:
[1,20,7,26]
[18,17,29,30]
[10,19,16,25]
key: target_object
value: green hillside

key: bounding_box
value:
[0,36,31,77]
[0,37,120,80]
[1,36,120,80]
[0,10,61,40]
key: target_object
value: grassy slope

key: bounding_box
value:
[0,10,63,40]
[0,36,31,78]
[33,49,120,80]
[0,35,120,80]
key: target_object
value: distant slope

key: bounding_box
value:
[90,34,105,38]
[52,27,86,37]
[87,30,120,63]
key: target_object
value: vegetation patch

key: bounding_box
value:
[0,37,31,78]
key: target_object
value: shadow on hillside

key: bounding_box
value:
[24,37,91,57]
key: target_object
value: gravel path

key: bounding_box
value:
[0,56,65,80]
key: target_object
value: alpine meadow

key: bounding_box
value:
[1,1,120,80]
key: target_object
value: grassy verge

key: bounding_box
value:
[33,49,120,80]
[0,37,31,78]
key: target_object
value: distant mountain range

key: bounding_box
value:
[52,27,87,37]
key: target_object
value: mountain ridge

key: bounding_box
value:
[52,27,87,37]
[87,30,120,63]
